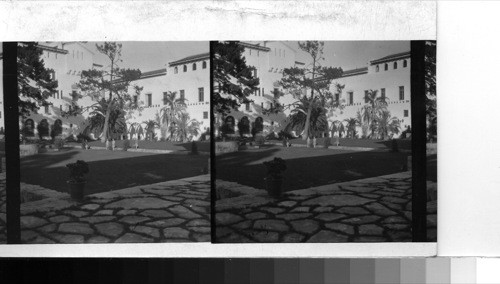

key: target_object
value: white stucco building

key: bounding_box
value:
[20,43,209,140]
[222,41,411,138]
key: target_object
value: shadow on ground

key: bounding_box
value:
[21,149,209,194]
[216,146,411,192]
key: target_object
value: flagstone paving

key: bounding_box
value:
[20,175,210,243]
[215,172,437,243]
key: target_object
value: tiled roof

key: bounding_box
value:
[370,51,410,65]
[140,68,167,79]
[341,67,368,78]
[112,68,166,84]
[169,53,209,67]
[239,42,271,52]
[37,44,69,54]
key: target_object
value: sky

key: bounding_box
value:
[81,41,407,72]
[84,41,209,72]
[288,41,410,71]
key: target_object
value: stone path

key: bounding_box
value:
[0,172,6,244]
[20,175,210,243]
[216,172,437,243]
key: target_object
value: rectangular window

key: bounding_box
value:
[261,102,264,108]
[180,90,185,101]
[274,88,279,97]
[60,90,63,99]
[335,93,340,102]
[60,105,62,111]
[404,110,409,117]
[255,88,261,96]
[364,90,369,103]
[381,88,386,99]
[45,105,50,114]
[198,87,204,102]
[348,92,354,105]
[146,93,152,107]
[245,102,250,111]
[262,88,265,96]
[399,86,404,100]
[203,111,208,119]
[133,95,138,104]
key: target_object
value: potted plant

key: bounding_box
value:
[66,160,89,201]
[263,157,287,198]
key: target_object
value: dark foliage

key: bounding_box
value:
[212,41,260,115]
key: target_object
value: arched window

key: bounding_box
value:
[193,63,197,71]
[403,60,408,68]
[384,63,388,71]
[174,67,178,74]
[183,65,187,72]
[394,62,398,69]
[202,61,207,69]
[376,65,380,72]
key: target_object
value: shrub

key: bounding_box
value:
[254,135,265,146]
[191,141,199,155]
[323,137,331,148]
[66,160,89,183]
[123,139,130,151]
[263,157,287,179]
[278,130,294,140]
[53,137,65,150]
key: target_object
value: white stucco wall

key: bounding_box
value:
[225,42,411,138]
[332,57,412,132]
[22,43,210,141]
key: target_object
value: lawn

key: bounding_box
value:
[21,149,209,195]
[83,140,211,153]
[216,145,411,192]
[268,137,412,150]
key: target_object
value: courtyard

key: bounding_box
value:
[19,145,211,243]
[21,146,209,195]
[215,141,438,243]
[216,144,412,192]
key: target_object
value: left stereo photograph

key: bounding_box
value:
[3,42,211,244]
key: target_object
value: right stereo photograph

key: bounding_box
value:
[212,41,437,243]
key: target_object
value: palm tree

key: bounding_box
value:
[143,119,159,141]
[330,120,345,138]
[377,110,401,140]
[284,98,328,139]
[344,117,358,138]
[82,99,126,141]
[361,90,388,139]
[159,91,186,140]
[172,112,201,142]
